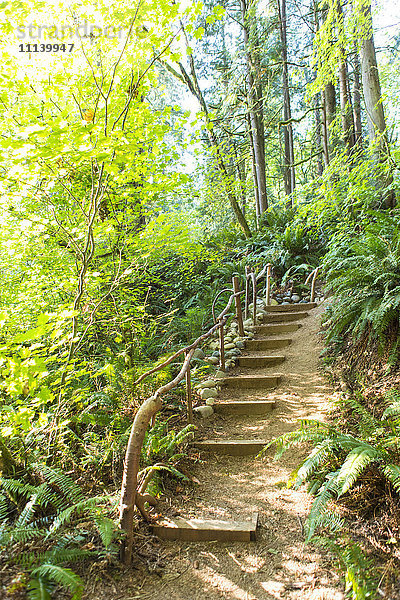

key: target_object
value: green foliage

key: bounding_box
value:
[1,464,119,599]
[264,391,400,599]
[323,213,400,363]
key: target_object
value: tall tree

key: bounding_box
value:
[335,0,356,156]
[240,0,268,214]
[356,0,396,207]
[277,0,295,200]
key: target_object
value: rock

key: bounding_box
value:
[214,371,225,379]
[193,348,205,359]
[243,319,253,327]
[282,301,291,305]
[226,360,235,368]
[291,294,300,302]
[197,379,217,389]
[270,299,278,306]
[224,336,233,343]
[236,341,245,349]
[205,398,215,406]
[285,290,292,297]
[212,350,220,358]
[206,356,219,365]
[193,405,214,418]
[200,388,218,400]
[246,332,254,339]
[224,343,235,350]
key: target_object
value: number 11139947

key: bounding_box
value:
[19,43,74,52]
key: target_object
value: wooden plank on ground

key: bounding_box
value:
[265,303,317,312]
[220,375,280,389]
[153,513,259,542]
[194,439,268,455]
[238,355,285,368]
[214,400,276,415]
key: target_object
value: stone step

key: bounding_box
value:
[194,439,268,455]
[237,355,285,368]
[264,311,308,323]
[245,337,292,351]
[255,323,301,335]
[220,374,280,389]
[153,513,259,542]
[266,302,317,312]
[214,400,276,415]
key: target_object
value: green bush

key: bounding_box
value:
[323,214,400,364]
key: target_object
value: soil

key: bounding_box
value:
[84,303,345,600]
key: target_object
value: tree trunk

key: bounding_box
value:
[321,90,330,167]
[240,0,267,213]
[315,93,324,176]
[175,26,253,236]
[313,0,325,174]
[352,43,363,147]
[358,0,396,207]
[247,113,261,225]
[336,0,356,156]
[277,0,295,202]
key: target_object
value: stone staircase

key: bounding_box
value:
[153,301,317,542]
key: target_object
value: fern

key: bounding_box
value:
[27,577,52,600]
[323,219,400,362]
[266,390,400,599]
[30,565,83,599]
[1,465,119,599]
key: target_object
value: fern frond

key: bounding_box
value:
[27,577,52,600]
[383,464,400,492]
[30,564,83,599]
[93,516,117,550]
[336,446,381,496]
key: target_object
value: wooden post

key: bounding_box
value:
[219,324,225,371]
[311,267,320,303]
[232,276,244,337]
[265,263,272,306]
[244,266,250,320]
[251,271,257,326]
[185,351,193,424]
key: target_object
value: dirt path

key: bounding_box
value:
[88,303,344,600]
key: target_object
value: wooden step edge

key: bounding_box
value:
[152,512,259,542]
[264,311,309,321]
[238,354,285,361]
[265,302,317,312]
[193,439,268,455]
[245,338,292,348]
[220,375,281,386]
[213,400,276,414]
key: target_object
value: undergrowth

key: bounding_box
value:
[263,390,400,599]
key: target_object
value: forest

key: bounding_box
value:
[0,0,399,598]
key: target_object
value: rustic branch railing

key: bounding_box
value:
[305,266,320,302]
[265,263,272,306]
[244,264,268,324]
[119,287,244,564]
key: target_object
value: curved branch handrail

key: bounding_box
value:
[212,287,234,323]
[305,266,320,302]
[134,290,243,387]
[120,288,245,563]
